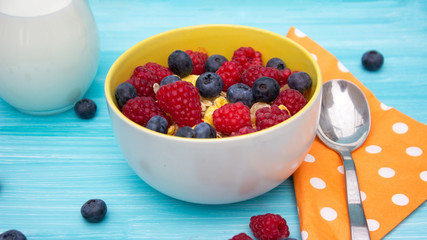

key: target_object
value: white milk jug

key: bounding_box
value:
[0,0,99,115]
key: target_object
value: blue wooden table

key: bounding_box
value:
[1,1,426,239]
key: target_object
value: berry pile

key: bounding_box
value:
[115,46,313,138]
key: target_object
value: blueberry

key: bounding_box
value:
[362,50,384,71]
[0,230,27,240]
[168,50,193,78]
[226,83,254,107]
[194,122,216,138]
[175,126,195,138]
[266,57,286,70]
[205,54,228,72]
[288,71,312,93]
[146,115,168,134]
[252,77,280,103]
[74,98,97,119]
[115,82,137,110]
[160,75,181,86]
[81,199,107,223]
[195,72,223,98]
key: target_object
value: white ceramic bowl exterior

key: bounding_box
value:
[105,25,322,204]
[108,95,321,204]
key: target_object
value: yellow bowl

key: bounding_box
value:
[105,24,322,204]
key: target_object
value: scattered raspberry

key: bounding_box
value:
[241,65,280,87]
[230,233,253,240]
[156,81,202,127]
[255,105,290,130]
[232,47,263,73]
[249,213,290,240]
[216,61,242,91]
[213,102,252,135]
[126,67,158,99]
[122,96,170,127]
[143,62,173,81]
[273,89,308,115]
[278,68,292,86]
[186,50,208,75]
[230,126,257,136]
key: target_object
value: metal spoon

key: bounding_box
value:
[317,79,371,240]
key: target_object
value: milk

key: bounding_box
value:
[0,0,99,115]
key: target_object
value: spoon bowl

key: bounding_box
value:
[317,79,371,240]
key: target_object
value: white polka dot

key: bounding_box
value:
[337,165,344,174]
[378,167,395,178]
[420,171,427,182]
[294,28,307,38]
[311,53,318,61]
[392,194,409,206]
[301,230,308,240]
[406,146,423,157]
[367,219,380,231]
[360,191,367,202]
[365,145,382,154]
[320,207,338,221]
[338,61,349,72]
[381,102,392,111]
[392,122,408,134]
[310,177,326,189]
[304,154,315,162]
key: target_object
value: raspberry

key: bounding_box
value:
[230,126,257,136]
[249,213,290,240]
[231,56,253,74]
[213,102,252,135]
[186,50,208,75]
[273,89,308,116]
[122,96,169,127]
[216,61,241,91]
[255,105,290,130]
[143,62,173,81]
[232,47,263,73]
[278,68,291,87]
[241,65,279,87]
[156,81,202,127]
[126,67,158,99]
[230,233,253,240]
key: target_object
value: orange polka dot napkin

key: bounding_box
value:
[287,27,427,240]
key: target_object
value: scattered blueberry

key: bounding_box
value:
[168,50,193,78]
[205,54,228,72]
[226,83,254,107]
[195,72,223,98]
[74,98,97,119]
[194,122,216,138]
[252,77,280,103]
[115,82,137,110]
[81,199,107,223]
[160,75,181,86]
[146,115,168,134]
[362,50,384,71]
[175,126,196,138]
[266,57,286,70]
[0,230,27,240]
[287,71,312,93]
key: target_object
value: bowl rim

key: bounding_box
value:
[105,24,322,143]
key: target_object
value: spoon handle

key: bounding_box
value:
[340,150,371,240]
